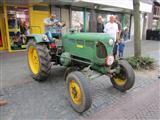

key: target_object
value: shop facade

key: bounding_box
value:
[0,0,153,52]
[48,0,152,41]
[0,3,49,52]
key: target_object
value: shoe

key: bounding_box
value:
[0,99,8,106]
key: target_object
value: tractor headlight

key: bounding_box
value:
[106,56,114,66]
[108,39,114,46]
[42,34,48,41]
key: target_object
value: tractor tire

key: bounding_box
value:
[64,67,77,80]
[27,41,51,82]
[110,60,135,92]
[66,71,92,113]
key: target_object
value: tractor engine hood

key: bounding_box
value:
[62,32,113,46]
[62,32,114,66]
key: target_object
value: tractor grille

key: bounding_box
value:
[96,42,107,58]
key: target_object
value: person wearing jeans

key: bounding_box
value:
[104,15,119,59]
[44,13,62,41]
[118,41,125,58]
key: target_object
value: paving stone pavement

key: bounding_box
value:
[0,66,159,120]
[84,76,160,120]
[0,40,160,120]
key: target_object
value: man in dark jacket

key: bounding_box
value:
[97,15,104,33]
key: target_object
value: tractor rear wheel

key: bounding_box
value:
[110,60,135,92]
[27,41,51,81]
[66,71,92,113]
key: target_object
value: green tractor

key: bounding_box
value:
[26,30,135,113]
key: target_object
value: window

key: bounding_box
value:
[7,6,29,50]
[71,10,83,32]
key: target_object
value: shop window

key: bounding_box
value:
[7,6,29,50]
[71,10,83,32]
[86,12,90,32]
[71,10,90,32]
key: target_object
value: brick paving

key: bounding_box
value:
[84,78,160,120]
[1,67,159,120]
[0,40,160,120]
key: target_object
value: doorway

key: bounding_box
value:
[29,5,49,34]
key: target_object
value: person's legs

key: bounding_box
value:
[122,44,125,58]
[119,51,123,58]
[45,31,52,41]
[52,33,61,39]
[119,43,125,58]
[113,43,118,59]
[118,42,122,58]
[119,52,121,58]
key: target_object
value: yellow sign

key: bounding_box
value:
[76,44,84,48]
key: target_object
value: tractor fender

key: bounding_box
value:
[26,34,50,44]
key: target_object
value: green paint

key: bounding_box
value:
[27,34,45,43]
[83,8,87,32]
[62,33,114,66]
[91,64,111,74]
[28,32,115,74]
[60,52,71,66]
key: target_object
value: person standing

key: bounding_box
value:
[118,39,125,58]
[97,15,104,33]
[115,16,125,58]
[115,16,122,39]
[104,15,119,59]
[20,21,29,45]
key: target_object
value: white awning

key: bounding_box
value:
[80,0,153,13]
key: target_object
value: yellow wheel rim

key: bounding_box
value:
[113,78,126,86]
[28,46,40,75]
[69,80,81,105]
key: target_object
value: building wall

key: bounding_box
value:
[147,1,160,30]
[148,13,153,29]
[61,8,70,33]
[29,5,49,34]
[51,6,70,33]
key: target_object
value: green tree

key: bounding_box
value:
[133,0,141,57]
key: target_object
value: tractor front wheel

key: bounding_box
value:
[66,71,92,113]
[110,60,135,92]
[27,41,51,81]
